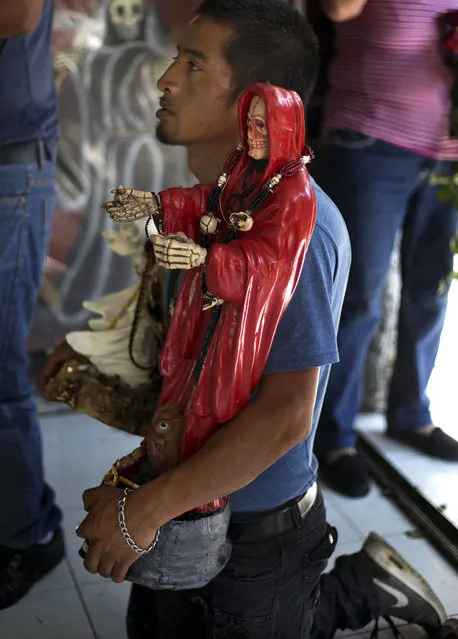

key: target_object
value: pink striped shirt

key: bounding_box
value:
[323,0,458,160]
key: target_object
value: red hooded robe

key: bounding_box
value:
[153,83,317,478]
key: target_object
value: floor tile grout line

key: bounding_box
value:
[324,483,422,540]
[65,557,99,639]
[326,500,367,541]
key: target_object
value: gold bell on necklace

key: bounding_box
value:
[200,214,220,234]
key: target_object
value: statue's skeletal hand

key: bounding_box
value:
[101,188,161,224]
[152,232,207,270]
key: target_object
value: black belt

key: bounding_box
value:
[229,482,318,543]
[0,140,54,166]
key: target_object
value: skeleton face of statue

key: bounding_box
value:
[109,0,144,41]
[247,96,269,160]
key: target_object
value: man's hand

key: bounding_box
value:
[76,485,158,583]
[153,233,207,270]
[38,340,89,400]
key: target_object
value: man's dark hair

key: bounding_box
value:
[196,0,319,103]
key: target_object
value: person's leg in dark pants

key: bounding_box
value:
[128,492,333,639]
[315,131,424,496]
[387,160,458,458]
[126,584,208,639]
[126,584,159,639]
[160,493,331,639]
[126,530,447,639]
[0,156,63,610]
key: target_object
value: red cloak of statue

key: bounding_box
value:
[153,83,317,480]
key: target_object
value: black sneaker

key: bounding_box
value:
[363,532,446,637]
[387,428,458,461]
[0,526,65,610]
[318,452,371,498]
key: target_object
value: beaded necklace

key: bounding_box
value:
[111,241,160,375]
[199,144,313,241]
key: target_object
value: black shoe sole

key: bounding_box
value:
[363,532,446,635]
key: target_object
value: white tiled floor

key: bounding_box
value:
[2,411,457,638]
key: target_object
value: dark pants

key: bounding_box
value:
[126,492,384,639]
[315,130,458,452]
[127,491,341,638]
[0,143,62,548]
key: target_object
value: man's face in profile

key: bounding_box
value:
[155,16,239,148]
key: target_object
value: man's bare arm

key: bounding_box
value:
[0,0,44,38]
[320,0,367,22]
[128,368,320,532]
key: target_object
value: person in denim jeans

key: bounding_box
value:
[0,0,64,610]
[315,0,458,498]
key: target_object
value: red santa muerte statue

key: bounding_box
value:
[103,83,317,501]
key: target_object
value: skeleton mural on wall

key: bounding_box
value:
[29,0,200,351]
[109,0,145,41]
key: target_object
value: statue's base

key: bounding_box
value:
[45,360,161,437]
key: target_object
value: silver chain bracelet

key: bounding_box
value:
[117,488,160,555]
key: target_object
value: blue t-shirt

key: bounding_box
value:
[229,178,351,511]
[0,0,59,146]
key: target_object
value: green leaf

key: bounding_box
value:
[437,188,452,201]
[430,175,448,186]
[404,530,425,539]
